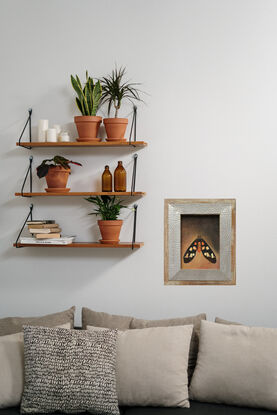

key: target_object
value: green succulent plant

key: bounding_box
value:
[71,71,102,116]
[101,66,142,117]
[85,195,126,220]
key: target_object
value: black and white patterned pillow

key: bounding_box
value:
[21,326,119,414]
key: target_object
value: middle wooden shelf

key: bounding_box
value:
[15,192,146,197]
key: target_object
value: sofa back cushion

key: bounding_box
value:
[215,317,241,325]
[82,307,132,330]
[190,320,277,412]
[0,306,75,336]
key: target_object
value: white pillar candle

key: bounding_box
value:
[46,128,57,142]
[38,119,48,141]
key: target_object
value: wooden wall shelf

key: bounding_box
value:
[15,192,146,197]
[14,242,144,248]
[16,141,147,148]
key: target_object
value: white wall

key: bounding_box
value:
[0,0,276,327]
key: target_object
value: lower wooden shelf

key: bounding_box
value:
[14,242,144,248]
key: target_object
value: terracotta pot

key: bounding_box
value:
[103,118,128,141]
[45,166,70,192]
[98,220,123,244]
[74,116,102,141]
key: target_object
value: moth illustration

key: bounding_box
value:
[183,237,217,264]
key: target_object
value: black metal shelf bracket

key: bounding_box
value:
[18,108,32,149]
[14,204,33,248]
[132,204,138,250]
[131,153,138,195]
[129,105,137,145]
[21,156,33,196]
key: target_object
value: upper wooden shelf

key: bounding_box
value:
[14,242,144,248]
[15,192,146,197]
[16,141,147,148]
[15,191,146,197]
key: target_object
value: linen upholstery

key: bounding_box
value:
[0,306,75,336]
[189,321,277,412]
[82,307,132,330]
[130,313,206,380]
[215,317,241,325]
[21,326,119,415]
[88,325,193,408]
[0,323,70,409]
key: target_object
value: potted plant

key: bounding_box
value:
[85,195,126,244]
[37,155,82,193]
[71,71,102,142]
[101,66,142,141]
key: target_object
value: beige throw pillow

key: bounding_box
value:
[88,325,193,408]
[0,323,71,409]
[83,308,205,381]
[190,321,277,411]
[0,306,75,336]
[130,313,206,380]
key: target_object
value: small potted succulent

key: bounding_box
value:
[71,71,102,142]
[37,155,82,192]
[101,66,142,141]
[85,195,126,244]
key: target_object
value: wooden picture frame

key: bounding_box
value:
[164,199,236,285]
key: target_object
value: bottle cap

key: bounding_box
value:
[105,165,109,169]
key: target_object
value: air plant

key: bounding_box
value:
[101,66,142,117]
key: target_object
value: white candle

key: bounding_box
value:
[38,119,48,141]
[46,128,57,142]
[58,132,70,142]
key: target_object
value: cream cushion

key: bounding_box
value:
[0,323,71,409]
[190,320,277,411]
[88,325,193,408]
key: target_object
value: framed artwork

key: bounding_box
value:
[164,199,236,285]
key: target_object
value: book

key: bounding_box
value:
[27,220,55,225]
[19,236,75,245]
[29,228,61,234]
[35,233,61,239]
[27,223,59,229]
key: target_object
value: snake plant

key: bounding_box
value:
[71,71,102,116]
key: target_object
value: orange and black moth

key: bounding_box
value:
[183,238,217,264]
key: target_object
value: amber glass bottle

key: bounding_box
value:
[114,161,126,192]
[102,165,112,192]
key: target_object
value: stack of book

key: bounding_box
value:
[19,220,75,245]
[28,220,61,239]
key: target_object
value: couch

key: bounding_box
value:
[1,308,276,415]
[1,401,275,415]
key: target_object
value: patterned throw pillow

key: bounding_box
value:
[21,326,119,415]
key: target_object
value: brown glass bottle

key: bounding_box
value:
[114,161,126,192]
[102,165,112,192]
